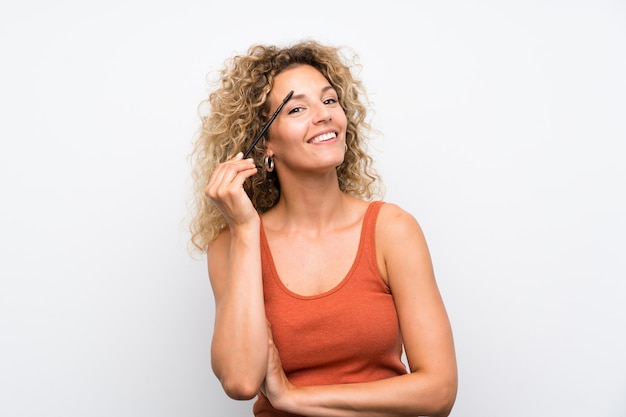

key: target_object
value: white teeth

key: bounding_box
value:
[310,132,336,144]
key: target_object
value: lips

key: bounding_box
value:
[308,132,337,144]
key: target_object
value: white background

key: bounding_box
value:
[1,1,625,416]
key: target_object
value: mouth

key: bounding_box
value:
[307,131,337,144]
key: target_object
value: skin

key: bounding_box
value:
[205,64,458,416]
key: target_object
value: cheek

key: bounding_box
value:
[279,120,308,142]
[267,125,304,153]
[337,115,348,137]
[335,107,348,126]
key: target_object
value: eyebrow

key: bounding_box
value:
[289,85,336,101]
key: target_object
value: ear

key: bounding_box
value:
[263,137,274,156]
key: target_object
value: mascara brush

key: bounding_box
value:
[243,90,294,159]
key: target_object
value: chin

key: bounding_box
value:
[324,154,346,168]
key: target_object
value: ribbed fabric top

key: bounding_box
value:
[253,201,407,417]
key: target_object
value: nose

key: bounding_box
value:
[312,102,331,124]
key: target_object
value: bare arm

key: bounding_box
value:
[261,203,457,416]
[205,152,269,400]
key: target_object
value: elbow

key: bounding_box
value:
[429,379,458,417]
[219,376,262,401]
[211,350,266,400]
[433,396,455,417]
[409,369,457,417]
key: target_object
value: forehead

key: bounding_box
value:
[270,65,330,100]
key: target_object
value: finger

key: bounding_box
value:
[216,163,257,193]
[213,166,257,200]
[205,157,256,197]
[208,153,249,186]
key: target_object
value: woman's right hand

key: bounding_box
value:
[205,152,259,228]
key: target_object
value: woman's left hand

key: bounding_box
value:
[260,323,296,410]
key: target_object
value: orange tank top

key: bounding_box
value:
[253,201,408,416]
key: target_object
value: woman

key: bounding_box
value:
[189,40,457,417]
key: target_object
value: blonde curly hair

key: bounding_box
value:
[188,40,382,253]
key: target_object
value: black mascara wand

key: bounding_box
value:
[243,90,294,159]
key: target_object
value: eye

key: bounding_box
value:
[324,97,338,105]
[287,106,304,115]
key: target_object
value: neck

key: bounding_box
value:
[268,170,352,232]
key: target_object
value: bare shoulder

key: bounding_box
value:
[376,202,431,284]
[377,202,426,242]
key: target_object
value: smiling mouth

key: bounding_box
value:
[308,132,337,144]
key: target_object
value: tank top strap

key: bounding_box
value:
[359,200,385,276]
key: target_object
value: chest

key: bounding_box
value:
[266,227,362,296]
[263,274,403,385]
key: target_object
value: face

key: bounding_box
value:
[265,64,348,175]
